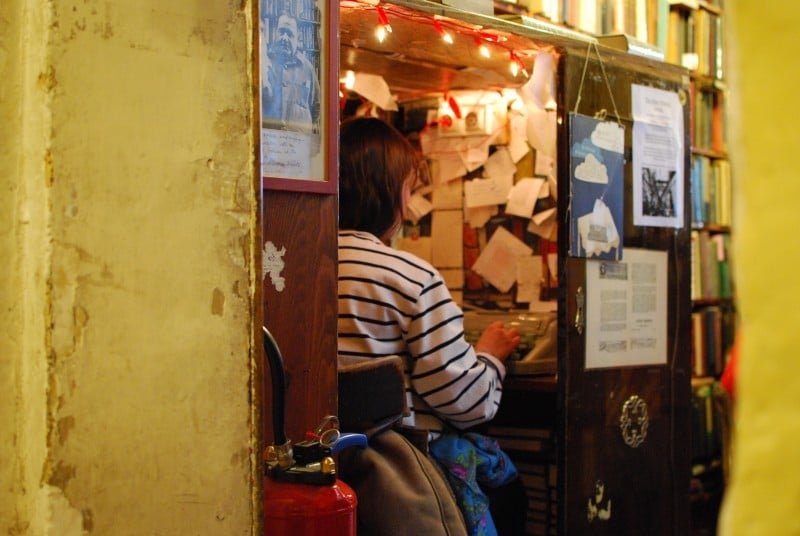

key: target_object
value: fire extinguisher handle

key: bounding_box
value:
[330,433,368,454]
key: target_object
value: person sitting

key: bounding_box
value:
[337,116,527,535]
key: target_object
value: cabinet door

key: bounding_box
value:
[558,52,693,536]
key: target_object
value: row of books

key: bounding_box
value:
[690,85,726,154]
[690,156,731,227]
[691,304,735,377]
[526,0,669,49]
[490,424,556,457]
[516,460,558,536]
[690,230,733,301]
[690,382,726,462]
[666,3,724,79]
[487,425,557,535]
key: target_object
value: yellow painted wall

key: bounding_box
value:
[1,1,259,534]
[720,3,800,535]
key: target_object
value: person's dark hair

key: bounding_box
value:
[339,117,419,238]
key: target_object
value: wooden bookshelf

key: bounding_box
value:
[673,3,734,532]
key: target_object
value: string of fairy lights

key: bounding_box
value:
[346,1,531,78]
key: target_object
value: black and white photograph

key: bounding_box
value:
[631,84,685,228]
[260,0,331,188]
[640,166,677,218]
[260,0,321,134]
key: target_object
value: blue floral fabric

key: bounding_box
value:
[429,433,519,536]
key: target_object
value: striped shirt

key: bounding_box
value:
[338,230,506,433]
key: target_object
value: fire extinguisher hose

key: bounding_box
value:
[262,326,288,447]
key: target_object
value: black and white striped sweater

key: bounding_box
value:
[337,230,506,434]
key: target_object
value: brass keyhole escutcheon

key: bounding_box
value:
[619,395,649,448]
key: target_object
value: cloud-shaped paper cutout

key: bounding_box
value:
[575,153,608,184]
[570,138,602,162]
[590,121,624,154]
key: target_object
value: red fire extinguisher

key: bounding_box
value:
[262,327,366,536]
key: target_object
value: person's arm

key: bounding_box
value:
[475,320,522,362]
[406,274,520,429]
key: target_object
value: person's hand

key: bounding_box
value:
[474,320,521,362]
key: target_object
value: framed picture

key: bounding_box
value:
[259,0,338,193]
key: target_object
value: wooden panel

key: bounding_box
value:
[261,191,338,444]
[557,53,692,535]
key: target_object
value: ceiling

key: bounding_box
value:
[338,1,590,101]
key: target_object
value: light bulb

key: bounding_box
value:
[433,20,453,45]
[475,38,491,58]
[375,6,392,42]
[343,70,355,90]
[509,51,528,78]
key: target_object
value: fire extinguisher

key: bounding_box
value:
[262,327,366,536]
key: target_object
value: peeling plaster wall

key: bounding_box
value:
[2,2,53,534]
[2,1,258,534]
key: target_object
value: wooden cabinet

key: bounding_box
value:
[557,49,692,535]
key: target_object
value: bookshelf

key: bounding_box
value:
[491,1,736,533]
[500,0,672,50]
[669,0,734,390]
[491,0,736,480]
[666,1,734,534]
[666,0,724,79]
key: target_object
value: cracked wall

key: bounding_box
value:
[2,0,259,534]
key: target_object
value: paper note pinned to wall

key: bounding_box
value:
[460,143,490,172]
[434,157,468,183]
[405,193,433,224]
[471,226,533,292]
[535,153,555,177]
[465,205,498,228]
[351,72,398,111]
[421,128,476,159]
[516,255,543,304]
[464,174,514,208]
[483,146,517,178]
[547,172,558,201]
[538,180,550,199]
[506,177,546,218]
[527,207,557,240]
[521,51,556,111]
[527,106,557,160]
[508,110,531,163]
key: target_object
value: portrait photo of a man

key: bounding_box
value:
[260,4,321,136]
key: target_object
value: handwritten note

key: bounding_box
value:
[262,129,323,181]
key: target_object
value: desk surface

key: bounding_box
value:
[505,374,557,392]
